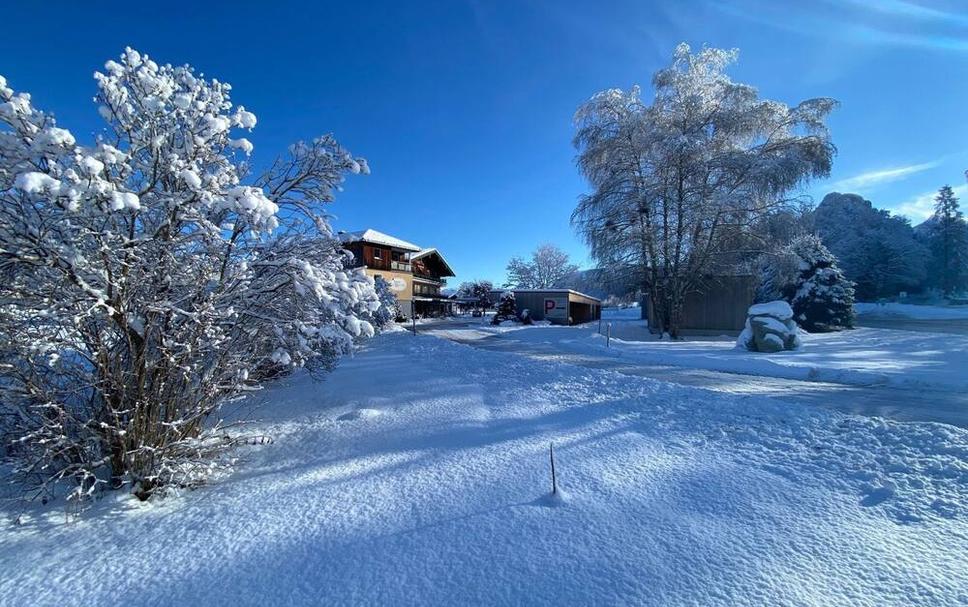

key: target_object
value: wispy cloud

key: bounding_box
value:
[893,183,968,221]
[838,0,968,27]
[710,0,968,54]
[829,161,938,192]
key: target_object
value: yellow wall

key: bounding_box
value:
[364,268,413,302]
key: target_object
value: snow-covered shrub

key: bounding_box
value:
[0,49,376,502]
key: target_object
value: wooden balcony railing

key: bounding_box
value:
[368,259,412,272]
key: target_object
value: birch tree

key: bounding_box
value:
[572,44,836,337]
[504,244,579,289]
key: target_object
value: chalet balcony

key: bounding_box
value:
[367,259,412,272]
[413,272,446,286]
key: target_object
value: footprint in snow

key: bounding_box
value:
[337,408,382,421]
[860,482,895,507]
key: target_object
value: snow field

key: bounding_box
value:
[449,313,968,392]
[855,302,968,320]
[1,332,965,606]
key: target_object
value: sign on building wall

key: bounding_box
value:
[544,297,568,320]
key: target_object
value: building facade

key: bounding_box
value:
[512,289,602,325]
[339,229,456,318]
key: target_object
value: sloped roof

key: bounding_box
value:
[337,229,422,252]
[411,247,456,277]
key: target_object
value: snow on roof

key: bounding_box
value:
[511,289,602,302]
[337,229,422,252]
[411,247,456,277]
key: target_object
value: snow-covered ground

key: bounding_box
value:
[434,311,968,393]
[855,302,968,320]
[2,332,966,606]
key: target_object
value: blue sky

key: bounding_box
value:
[2,0,967,285]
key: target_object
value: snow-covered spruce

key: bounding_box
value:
[0,49,385,502]
[492,291,518,325]
[756,235,855,332]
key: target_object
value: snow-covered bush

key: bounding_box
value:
[0,49,376,502]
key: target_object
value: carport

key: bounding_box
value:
[512,289,602,325]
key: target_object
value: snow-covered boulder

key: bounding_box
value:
[737,301,801,353]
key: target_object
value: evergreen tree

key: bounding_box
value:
[493,291,517,324]
[753,249,801,304]
[786,235,855,332]
[929,185,968,297]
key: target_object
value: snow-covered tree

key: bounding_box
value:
[368,275,401,328]
[573,44,836,338]
[922,185,968,297]
[457,280,494,312]
[0,49,378,502]
[786,235,855,331]
[814,193,928,300]
[753,248,801,304]
[504,244,579,289]
[492,291,517,324]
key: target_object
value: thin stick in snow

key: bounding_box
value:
[550,442,558,495]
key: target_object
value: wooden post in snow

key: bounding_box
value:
[549,443,558,495]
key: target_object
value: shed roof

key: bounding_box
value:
[511,289,602,302]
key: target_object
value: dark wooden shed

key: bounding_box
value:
[512,289,602,325]
[644,275,756,333]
